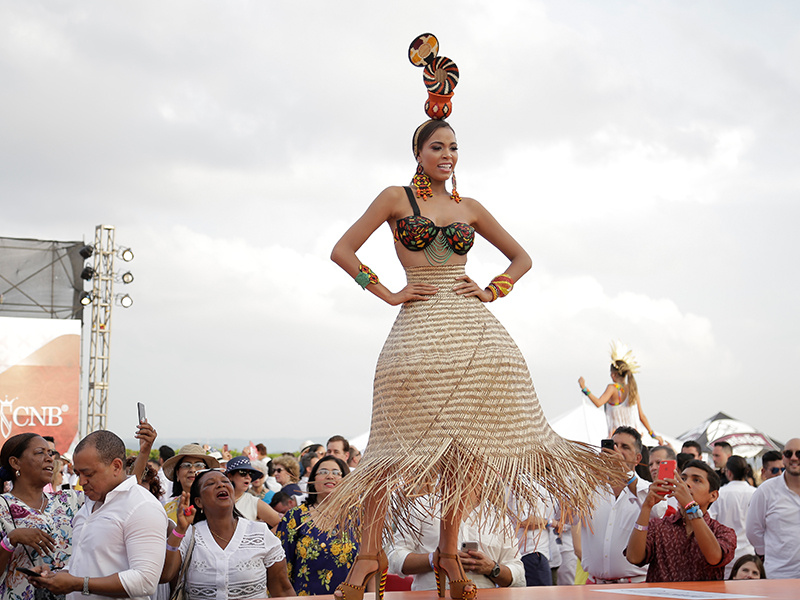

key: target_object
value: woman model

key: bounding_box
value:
[322,33,621,600]
[578,341,664,444]
[162,469,295,599]
[0,434,83,600]
[276,456,358,595]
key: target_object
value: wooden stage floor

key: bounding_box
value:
[269,579,796,600]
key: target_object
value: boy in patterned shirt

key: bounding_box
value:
[625,459,736,581]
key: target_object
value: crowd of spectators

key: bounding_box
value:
[0,426,797,600]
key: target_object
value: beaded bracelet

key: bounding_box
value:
[492,273,514,296]
[355,264,379,290]
[684,500,699,511]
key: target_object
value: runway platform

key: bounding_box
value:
[268,579,796,600]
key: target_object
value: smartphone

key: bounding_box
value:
[137,402,146,424]
[461,541,478,552]
[16,567,41,578]
[658,459,677,481]
[601,439,615,450]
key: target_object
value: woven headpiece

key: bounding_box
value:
[610,340,640,374]
[408,33,459,120]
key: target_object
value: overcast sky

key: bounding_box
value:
[2,0,798,451]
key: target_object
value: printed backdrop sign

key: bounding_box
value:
[0,316,81,452]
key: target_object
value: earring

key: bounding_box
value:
[412,164,433,200]
[450,171,461,203]
[15,470,20,478]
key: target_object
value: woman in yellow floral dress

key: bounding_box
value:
[276,457,358,595]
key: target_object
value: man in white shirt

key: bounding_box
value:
[387,496,525,591]
[581,426,666,584]
[708,455,755,577]
[746,437,800,579]
[33,430,168,599]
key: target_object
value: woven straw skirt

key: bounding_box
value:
[320,264,620,537]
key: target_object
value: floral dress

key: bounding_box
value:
[275,504,358,596]
[0,490,84,600]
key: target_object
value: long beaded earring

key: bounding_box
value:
[449,171,461,203]
[412,164,433,200]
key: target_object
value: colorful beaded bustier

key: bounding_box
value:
[394,187,475,264]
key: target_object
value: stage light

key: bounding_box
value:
[119,247,134,262]
[79,245,94,259]
[80,292,93,306]
[120,271,134,284]
[81,266,96,281]
[118,294,133,308]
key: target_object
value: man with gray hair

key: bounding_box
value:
[32,430,167,599]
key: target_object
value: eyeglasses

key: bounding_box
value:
[179,461,207,471]
[316,468,343,477]
[783,449,800,459]
[770,466,786,474]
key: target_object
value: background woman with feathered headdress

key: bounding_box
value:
[578,341,664,444]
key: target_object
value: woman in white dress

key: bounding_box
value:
[578,341,663,444]
[162,469,295,599]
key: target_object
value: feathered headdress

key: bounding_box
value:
[610,340,640,373]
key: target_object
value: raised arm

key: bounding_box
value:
[131,421,157,484]
[577,381,618,408]
[331,186,437,305]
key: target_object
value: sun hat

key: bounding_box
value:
[161,444,220,481]
[224,455,263,481]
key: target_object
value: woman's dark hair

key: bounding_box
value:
[729,554,766,580]
[305,456,350,507]
[0,433,42,482]
[188,469,242,524]
[125,456,164,499]
[412,119,455,158]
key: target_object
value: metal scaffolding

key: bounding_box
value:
[85,225,116,433]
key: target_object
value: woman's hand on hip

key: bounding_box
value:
[388,283,438,305]
[453,275,493,302]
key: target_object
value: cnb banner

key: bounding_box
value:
[0,317,81,453]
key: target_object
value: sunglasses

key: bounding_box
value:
[770,466,786,474]
[229,470,252,478]
[316,468,343,477]
[783,449,800,459]
[179,461,208,471]
[274,467,285,473]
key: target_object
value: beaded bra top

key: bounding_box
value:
[394,187,475,263]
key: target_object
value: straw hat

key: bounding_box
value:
[161,444,219,481]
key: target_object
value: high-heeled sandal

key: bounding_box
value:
[433,548,477,600]
[335,551,388,600]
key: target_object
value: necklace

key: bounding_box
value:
[207,521,235,545]
[12,492,46,512]
[423,231,454,265]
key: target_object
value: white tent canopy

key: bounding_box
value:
[677,412,782,458]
